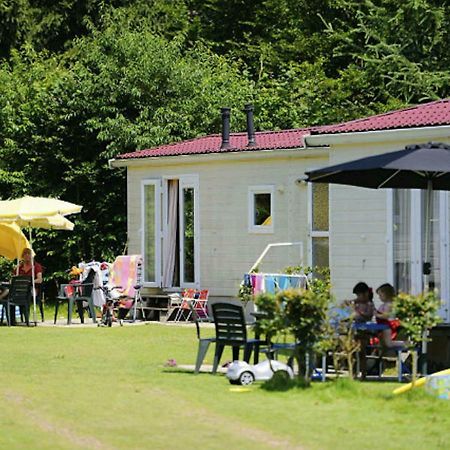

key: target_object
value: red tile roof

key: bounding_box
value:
[117,129,310,159]
[116,99,450,160]
[311,98,450,135]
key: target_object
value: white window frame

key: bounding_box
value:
[179,175,200,288]
[141,179,162,288]
[388,189,450,321]
[307,181,329,266]
[248,185,274,234]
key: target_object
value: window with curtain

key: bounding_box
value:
[393,189,441,294]
[144,183,157,283]
[393,189,412,293]
[310,183,329,268]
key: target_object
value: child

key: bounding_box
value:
[375,283,405,349]
[346,282,375,323]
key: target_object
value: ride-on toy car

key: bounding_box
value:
[226,360,294,385]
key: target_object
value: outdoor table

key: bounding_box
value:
[353,322,390,333]
[352,321,390,379]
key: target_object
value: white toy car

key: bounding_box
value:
[226,359,294,385]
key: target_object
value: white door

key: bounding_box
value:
[391,189,449,321]
[141,180,162,287]
[179,176,200,288]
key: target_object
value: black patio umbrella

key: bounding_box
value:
[304,142,450,290]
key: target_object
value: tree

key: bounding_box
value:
[0,16,253,280]
[394,290,442,384]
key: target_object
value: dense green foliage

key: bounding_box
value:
[255,268,332,382]
[394,290,442,348]
[0,0,449,278]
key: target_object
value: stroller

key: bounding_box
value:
[98,255,143,326]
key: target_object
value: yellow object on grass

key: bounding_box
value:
[229,387,252,393]
[0,223,31,260]
[393,368,450,395]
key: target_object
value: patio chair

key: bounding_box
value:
[191,289,209,321]
[174,289,210,322]
[211,303,265,374]
[55,269,97,324]
[173,289,196,322]
[188,301,216,374]
[6,276,32,326]
[166,293,183,321]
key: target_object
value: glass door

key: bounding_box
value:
[392,189,412,294]
[392,189,449,320]
[141,180,162,287]
[179,176,199,288]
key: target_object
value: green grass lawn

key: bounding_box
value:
[0,323,449,450]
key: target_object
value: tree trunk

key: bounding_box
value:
[333,352,341,378]
[347,353,354,379]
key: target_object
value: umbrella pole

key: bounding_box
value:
[421,180,434,376]
[29,227,37,326]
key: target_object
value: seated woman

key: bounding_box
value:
[15,248,44,322]
[375,283,405,349]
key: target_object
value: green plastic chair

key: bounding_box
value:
[4,277,32,326]
[55,280,97,325]
[211,303,265,374]
[188,301,215,373]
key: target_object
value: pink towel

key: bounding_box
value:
[108,255,142,298]
[254,274,265,294]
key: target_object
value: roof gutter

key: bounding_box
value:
[305,125,450,146]
[108,146,329,168]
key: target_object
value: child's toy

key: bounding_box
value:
[98,295,115,327]
[226,359,294,385]
[425,374,450,400]
[392,368,450,395]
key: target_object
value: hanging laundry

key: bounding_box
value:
[277,275,290,290]
[265,275,276,294]
[254,274,265,294]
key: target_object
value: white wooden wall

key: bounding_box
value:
[329,136,450,307]
[126,150,328,298]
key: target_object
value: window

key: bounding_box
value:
[141,180,161,286]
[308,183,329,268]
[392,189,444,295]
[248,186,274,233]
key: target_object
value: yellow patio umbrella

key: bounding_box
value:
[9,214,75,231]
[0,223,31,260]
[0,196,82,324]
[0,195,82,219]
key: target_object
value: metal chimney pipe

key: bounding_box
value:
[244,104,256,147]
[220,107,231,149]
